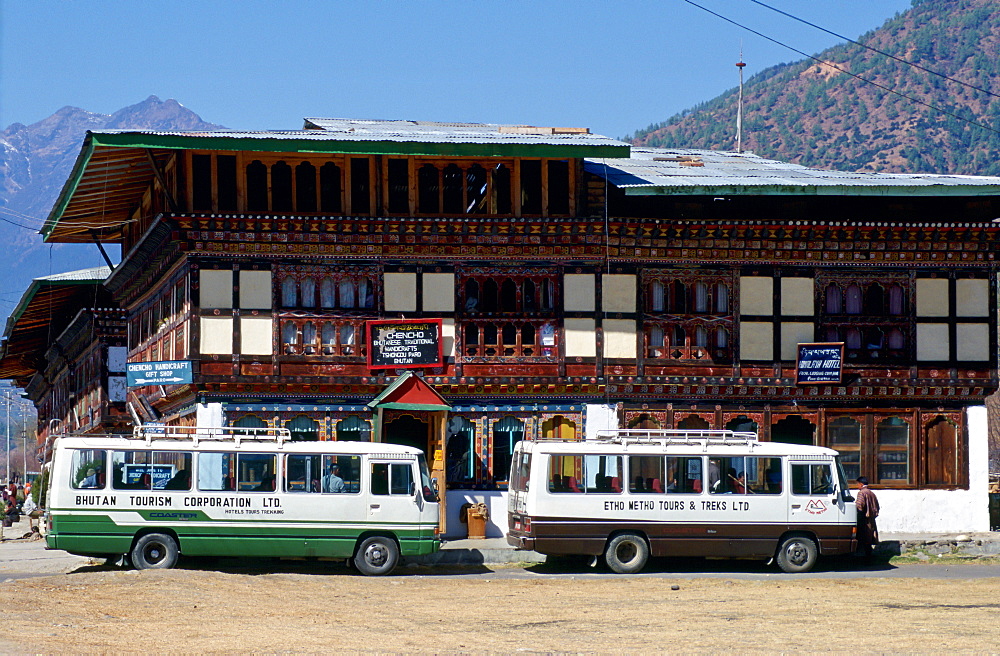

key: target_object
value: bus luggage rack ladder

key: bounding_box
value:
[594,429,759,450]
[132,424,292,447]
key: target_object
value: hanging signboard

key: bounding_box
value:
[795,343,844,384]
[366,319,443,370]
[126,360,193,387]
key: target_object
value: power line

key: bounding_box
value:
[0,216,40,231]
[748,0,1000,101]
[679,0,1000,136]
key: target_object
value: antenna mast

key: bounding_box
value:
[736,47,746,154]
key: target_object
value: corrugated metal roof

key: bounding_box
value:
[302,117,627,147]
[586,147,1000,196]
[90,120,628,148]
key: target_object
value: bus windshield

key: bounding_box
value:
[418,454,438,502]
[835,456,853,501]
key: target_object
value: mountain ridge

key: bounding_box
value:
[631,0,1000,176]
[0,96,225,311]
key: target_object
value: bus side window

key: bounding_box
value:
[239,453,277,491]
[322,455,361,493]
[585,455,622,494]
[390,463,415,495]
[548,455,583,494]
[667,456,702,494]
[198,452,236,491]
[285,454,322,493]
[371,463,389,495]
[629,455,665,494]
[748,457,782,495]
[71,449,107,490]
[791,464,831,495]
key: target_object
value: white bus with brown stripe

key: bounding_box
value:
[506,430,857,573]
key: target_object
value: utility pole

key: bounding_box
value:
[736,50,746,154]
[4,390,10,485]
[20,405,27,482]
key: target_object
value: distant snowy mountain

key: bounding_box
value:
[0,96,225,312]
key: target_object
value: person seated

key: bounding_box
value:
[322,465,345,493]
[164,469,191,490]
[130,473,152,490]
[255,475,276,492]
[80,468,99,488]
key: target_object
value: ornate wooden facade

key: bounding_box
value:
[24,121,1000,507]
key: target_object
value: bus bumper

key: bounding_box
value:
[507,534,534,551]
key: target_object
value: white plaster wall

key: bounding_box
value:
[445,490,507,539]
[197,402,225,428]
[585,403,618,440]
[875,405,989,534]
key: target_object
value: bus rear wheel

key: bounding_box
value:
[354,536,399,576]
[775,535,817,573]
[604,533,649,574]
[131,533,179,570]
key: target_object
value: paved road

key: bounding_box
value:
[3,533,999,581]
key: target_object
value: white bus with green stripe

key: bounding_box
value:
[45,425,440,575]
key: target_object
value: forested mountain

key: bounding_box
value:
[632,0,1000,175]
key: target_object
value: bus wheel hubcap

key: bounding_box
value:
[366,545,386,566]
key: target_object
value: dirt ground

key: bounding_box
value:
[3,561,999,653]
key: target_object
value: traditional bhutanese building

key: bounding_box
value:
[13,117,1000,535]
[0,267,130,462]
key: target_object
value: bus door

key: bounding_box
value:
[367,458,423,523]
[788,459,849,527]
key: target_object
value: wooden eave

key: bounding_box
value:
[0,276,114,385]
[43,130,629,243]
[42,136,168,244]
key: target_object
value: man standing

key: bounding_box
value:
[323,464,345,493]
[855,476,880,559]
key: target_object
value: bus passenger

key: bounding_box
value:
[255,475,276,492]
[323,465,345,493]
[708,459,721,492]
[164,469,191,490]
[80,469,99,488]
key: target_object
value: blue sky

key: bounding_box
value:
[2,0,915,138]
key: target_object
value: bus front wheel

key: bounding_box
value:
[604,533,649,574]
[131,533,179,570]
[775,535,817,573]
[354,536,399,576]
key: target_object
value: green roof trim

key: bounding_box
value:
[88,131,630,159]
[374,402,452,411]
[3,270,109,339]
[41,135,97,240]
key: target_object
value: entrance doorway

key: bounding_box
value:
[771,415,815,445]
[384,414,430,454]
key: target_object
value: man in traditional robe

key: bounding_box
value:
[855,476,880,559]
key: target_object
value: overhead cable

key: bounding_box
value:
[679,0,1000,136]
[748,0,1000,101]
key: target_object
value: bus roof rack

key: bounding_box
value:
[592,429,759,450]
[132,424,292,447]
